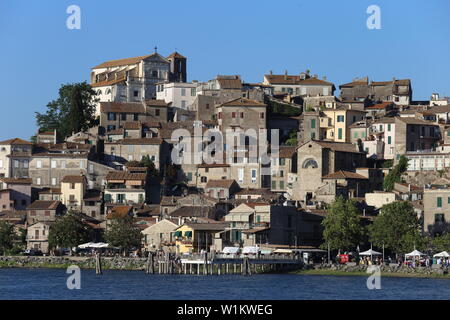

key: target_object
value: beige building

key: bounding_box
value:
[216,98,267,133]
[142,219,179,250]
[26,222,51,253]
[60,175,87,212]
[0,138,32,179]
[104,138,163,169]
[365,192,396,208]
[271,146,297,194]
[423,178,450,235]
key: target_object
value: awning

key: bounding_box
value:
[174,231,182,237]
[273,249,293,254]
[433,251,450,258]
[184,231,192,237]
[242,246,259,254]
[405,249,425,257]
[359,249,382,256]
[222,247,240,254]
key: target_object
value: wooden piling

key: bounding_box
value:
[95,252,103,275]
[145,252,154,274]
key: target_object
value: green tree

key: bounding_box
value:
[140,155,159,177]
[369,201,423,255]
[0,221,16,255]
[104,216,142,255]
[285,131,298,146]
[35,82,98,140]
[431,233,450,252]
[383,155,409,191]
[321,197,365,251]
[48,211,93,253]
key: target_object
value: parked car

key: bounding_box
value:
[24,249,43,256]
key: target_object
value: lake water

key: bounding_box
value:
[0,268,449,300]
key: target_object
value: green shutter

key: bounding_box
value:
[338,128,343,140]
[388,136,391,144]
[311,119,316,129]
[437,197,442,208]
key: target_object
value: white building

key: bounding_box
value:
[156,82,197,110]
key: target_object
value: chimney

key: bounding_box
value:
[408,184,411,192]
[322,76,327,81]
[284,70,288,80]
[269,70,273,75]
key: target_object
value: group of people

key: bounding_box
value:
[358,256,384,266]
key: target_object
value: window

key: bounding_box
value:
[280,181,285,189]
[280,158,286,166]
[187,172,192,181]
[311,132,315,140]
[311,119,316,129]
[133,90,139,97]
[51,177,57,186]
[191,88,196,96]
[36,177,41,185]
[51,160,57,169]
[354,132,358,139]
[388,136,392,145]
[121,113,126,121]
[388,124,391,132]
[181,101,186,109]
[435,214,445,223]
[240,112,244,119]
[302,158,318,169]
[437,197,442,208]
[155,109,160,117]
[251,169,257,182]
[14,160,19,168]
[133,114,139,121]
[260,113,265,119]
[271,181,276,189]
[181,88,186,96]
[280,170,284,177]
[232,112,236,118]
[70,183,75,190]
[338,128,343,140]
[337,115,345,122]
[108,113,116,121]
[206,103,210,110]
[238,168,244,182]
[201,176,207,183]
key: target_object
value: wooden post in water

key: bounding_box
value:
[95,252,103,275]
[145,252,154,274]
[204,252,208,275]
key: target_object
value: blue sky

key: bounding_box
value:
[1,0,449,140]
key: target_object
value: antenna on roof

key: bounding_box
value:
[154,46,158,53]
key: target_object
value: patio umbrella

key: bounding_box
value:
[359,249,382,256]
[405,249,425,259]
[433,251,450,258]
[78,242,95,249]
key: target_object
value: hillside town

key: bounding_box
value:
[1,49,449,263]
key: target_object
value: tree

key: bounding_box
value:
[285,131,298,146]
[369,201,423,255]
[431,233,450,252]
[48,211,93,253]
[140,155,159,177]
[383,155,409,191]
[321,197,365,251]
[35,82,98,140]
[0,221,16,255]
[104,216,142,255]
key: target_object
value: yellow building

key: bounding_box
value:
[174,222,226,254]
[320,102,366,143]
[60,175,86,211]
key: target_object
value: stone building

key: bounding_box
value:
[90,50,186,114]
[293,140,367,205]
[423,178,450,235]
[270,146,297,194]
[26,200,65,225]
[0,138,32,179]
[0,178,32,211]
[26,222,51,253]
[263,72,335,97]
[60,175,86,212]
[141,219,179,250]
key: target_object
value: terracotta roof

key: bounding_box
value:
[27,200,62,210]
[205,179,237,189]
[278,146,296,158]
[198,163,230,168]
[167,51,186,59]
[91,75,126,88]
[116,138,163,145]
[265,75,333,86]
[123,122,141,130]
[322,170,368,180]
[366,102,394,110]
[145,99,168,107]
[169,206,212,218]
[106,171,147,181]
[243,202,269,208]
[0,178,32,185]
[107,205,133,219]
[236,188,273,196]
[0,138,32,145]
[38,188,61,194]
[397,117,438,126]
[61,175,86,184]
[339,80,369,87]
[372,117,396,124]
[100,102,146,114]
[92,52,164,69]
[304,141,363,154]
[220,98,266,107]
[107,128,124,135]
[182,222,227,231]
[216,76,242,89]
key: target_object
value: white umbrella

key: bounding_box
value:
[90,242,110,248]
[433,251,450,258]
[242,246,259,254]
[359,249,382,256]
[222,247,240,254]
[78,242,95,249]
[405,249,425,257]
